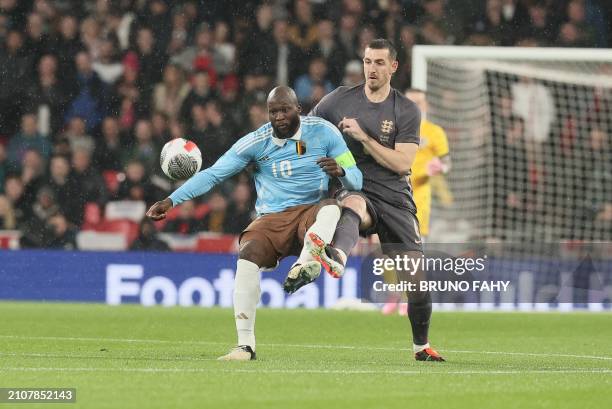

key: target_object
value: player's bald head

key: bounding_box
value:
[267,86,301,139]
[267,86,298,106]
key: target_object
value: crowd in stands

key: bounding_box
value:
[0,0,610,249]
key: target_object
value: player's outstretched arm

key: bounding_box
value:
[146,142,253,220]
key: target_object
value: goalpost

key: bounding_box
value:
[411,46,612,243]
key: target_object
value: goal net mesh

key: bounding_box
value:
[425,58,612,243]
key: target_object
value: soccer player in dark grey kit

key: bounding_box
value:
[300,39,444,361]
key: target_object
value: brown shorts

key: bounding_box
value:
[239,203,324,268]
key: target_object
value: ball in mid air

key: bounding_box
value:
[160,138,202,180]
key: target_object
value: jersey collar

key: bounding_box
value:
[271,124,302,147]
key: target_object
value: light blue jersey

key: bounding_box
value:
[169,116,362,215]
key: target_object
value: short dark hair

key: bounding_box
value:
[366,39,397,61]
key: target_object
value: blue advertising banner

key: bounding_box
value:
[1,249,610,310]
[0,250,361,308]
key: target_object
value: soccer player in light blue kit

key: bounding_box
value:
[146,86,362,360]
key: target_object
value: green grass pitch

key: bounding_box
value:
[1,302,611,409]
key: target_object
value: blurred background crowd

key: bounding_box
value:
[0,0,610,250]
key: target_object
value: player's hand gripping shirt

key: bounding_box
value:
[169,116,362,215]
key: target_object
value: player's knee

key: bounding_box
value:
[340,195,367,219]
[238,240,268,267]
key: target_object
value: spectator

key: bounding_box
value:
[71,147,107,221]
[342,60,364,87]
[114,52,144,128]
[64,51,109,131]
[0,30,34,135]
[31,186,59,224]
[188,103,208,151]
[288,0,318,52]
[3,175,29,226]
[294,57,334,105]
[130,218,170,251]
[337,14,358,59]
[94,116,124,172]
[166,5,190,57]
[0,194,17,230]
[212,21,236,76]
[557,0,597,47]
[311,19,349,86]
[141,0,172,54]
[23,12,48,62]
[152,111,171,143]
[133,27,167,98]
[522,0,556,46]
[47,213,77,249]
[180,69,216,121]
[168,118,187,141]
[125,119,159,174]
[80,16,103,60]
[248,102,268,132]
[62,116,95,155]
[92,37,124,85]
[47,155,80,226]
[172,24,219,86]
[116,159,156,204]
[163,200,201,234]
[201,191,228,233]
[259,19,303,88]
[203,100,235,161]
[7,114,52,169]
[25,54,70,137]
[0,144,6,193]
[393,25,417,90]
[355,26,376,59]
[48,14,84,83]
[238,2,274,77]
[153,64,191,120]
[20,149,47,217]
[219,75,246,133]
[224,183,253,234]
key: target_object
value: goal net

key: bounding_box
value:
[412,46,612,243]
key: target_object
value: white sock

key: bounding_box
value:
[294,204,341,266]
[413,342,430,353]
[233,259,261,350]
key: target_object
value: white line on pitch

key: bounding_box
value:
[0,352,217,362]
[1,334,611,362]
[1,367,612,375]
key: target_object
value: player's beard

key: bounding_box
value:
[366,78,381,92]
[367,76,387,93]
[273,117,300,139]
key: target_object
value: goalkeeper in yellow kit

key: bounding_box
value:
[406,88,451,237]
[382,88,451,315]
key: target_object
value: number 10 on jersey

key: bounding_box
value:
[272,160,292,178]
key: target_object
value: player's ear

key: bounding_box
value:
[391,59,398,73]
[296,104,302,114]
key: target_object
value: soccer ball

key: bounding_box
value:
[160,138,202,180]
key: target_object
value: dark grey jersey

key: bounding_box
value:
[310,84,421,210]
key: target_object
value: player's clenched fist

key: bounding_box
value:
[146,198,173,221]
[317,157,345,177]
[338,117,368,142]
